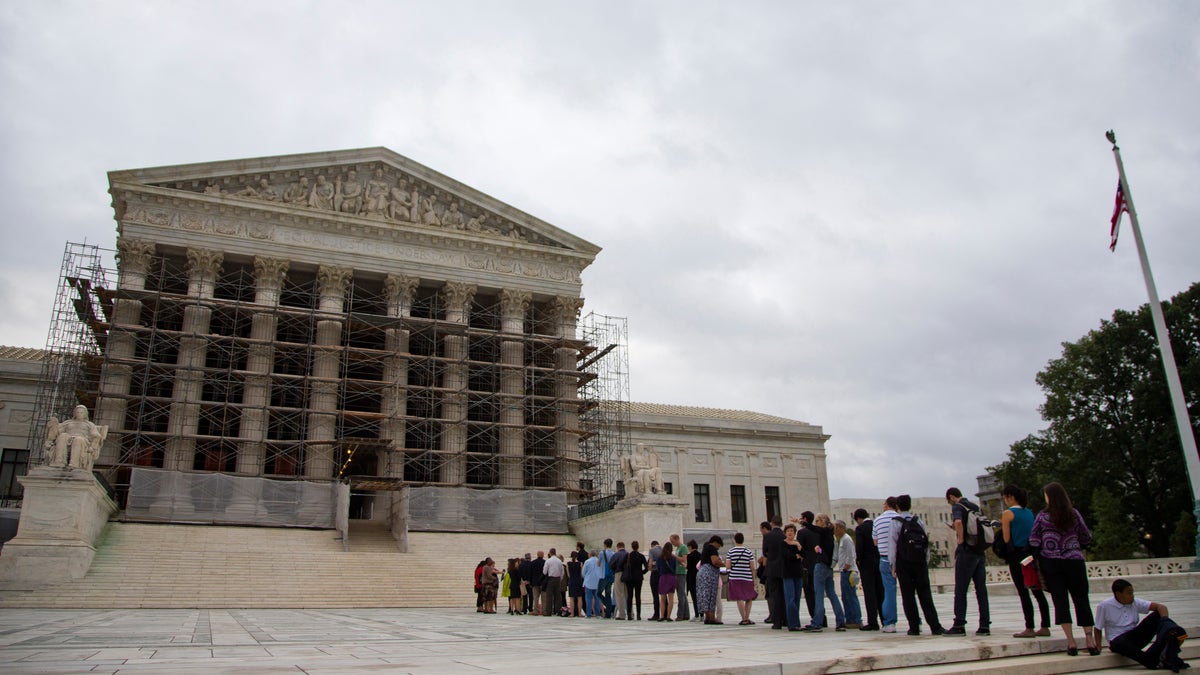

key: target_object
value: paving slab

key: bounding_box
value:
[0,590,1195,674]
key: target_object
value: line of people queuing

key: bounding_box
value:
[472,481,1188,672]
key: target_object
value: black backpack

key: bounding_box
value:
[896,515,929,563]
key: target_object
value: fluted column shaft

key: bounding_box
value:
[165,248,222,470]
[499,289,530,488]
[305,265,351,478]
[438,281,475,484]
[381,274,419,479]
[237,257,288,475]
[552,296,584,493]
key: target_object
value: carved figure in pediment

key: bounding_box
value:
[204,183,223,196]
[420,195,441,226]
[363,168,390,216]
[309,174,334,210]
[335,170,363,213]
[388,179,413,221]
[466,213,486,232]
[443,202,465,229]
[283,176,310,205]
[44,405,108,472]
[255,178,280,201]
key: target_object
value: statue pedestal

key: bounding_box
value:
[569,498,689,551]
[0,466,117,588]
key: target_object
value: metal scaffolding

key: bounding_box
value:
[32,242,630,508]
[27,242,114,463]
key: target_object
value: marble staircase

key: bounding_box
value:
[0,521,578,608]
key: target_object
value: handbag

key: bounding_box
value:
[1021,560,1041,590]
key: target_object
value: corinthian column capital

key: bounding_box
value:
[443,281,477,323]
[385,274,420,317]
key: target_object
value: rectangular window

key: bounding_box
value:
[664,481,673,495]
[1,448,30,501]
[693,483,711,523]
[730,485,747,523]
[765,486,781,522]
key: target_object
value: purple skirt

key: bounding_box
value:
[657,573,678,595]
[728,579,758,601]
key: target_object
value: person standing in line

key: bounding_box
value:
[872,497,901,633]
[697,535,727,625]
[781,523,806,631]
[596,538,616,618]
[519,553,533,614]
[655,542,677,621]
[1029,482,1097,657]
[567,551,585,617]
[528,550,546,616]
[944,487,991,636]
[479,558,499,614]
[686,540,702,620]
[834,519,863,629]
[542,548,565,617]
[669,533,690,621]
[1000,484,1051,638]
[795,512,819,622]
[890,494,944,636]
[802,514,846,632]
[609,542,629,619]
[582,550,603,618]
[622,540,649,620]
[648,540,663,621]
[725,531,758,625]
[854,508,883,631]
[505,558,523,615]
[474,559,487,612]
[763,516,786,629]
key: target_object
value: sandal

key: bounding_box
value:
[739,619,752,625]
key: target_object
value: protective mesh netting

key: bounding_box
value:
[407,486,567,533]
[125,467,341,528]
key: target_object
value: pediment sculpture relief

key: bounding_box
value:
[168,164,558,248]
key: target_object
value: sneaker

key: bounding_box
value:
[943,626,967,636]
[882,624,897,633]
[835,625,846,632]
[976,628,991,636]
[860,625,880,632]
[801,625,823,632]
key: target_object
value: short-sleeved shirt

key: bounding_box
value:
[701,543,721,567]
[873,510,898,561]
[726,545,755,582]
[1095,595,1153,643]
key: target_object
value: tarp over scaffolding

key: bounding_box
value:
[406,486,568,533]
[125,467,347,529]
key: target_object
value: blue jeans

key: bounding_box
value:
[597,577,614,617]
[809,563,845,628]
[782,576,805,629]
[879,559,898,627]
[840,570,862,625]
[584,588,601,617]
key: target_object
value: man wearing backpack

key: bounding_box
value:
[945,487,991,636]
[597,538,616,618]
[889,494,945,636]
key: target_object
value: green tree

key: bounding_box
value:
[1088,486,1141,560]
[990,282,1200,557]
[1170,511,1197,557]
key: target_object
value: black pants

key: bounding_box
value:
[1110,611,1186,669]
[625,579,643,619]
[1040,557,1093,627]
[649,570,660,618]
[895,558,942,631]
[803,570,817,623]
[688,575,698,617]
[1007,559,1050,629]
[859,557,884,627]
[767,576,786,628]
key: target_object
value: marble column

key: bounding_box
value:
[238,257,288,475]
[381,274,418,479]
[305,265,351,479]
[95,237,156,466]
[553,296,585,494]
[499,289,530,488]
[164,248,222,471]
[438,281,475,485]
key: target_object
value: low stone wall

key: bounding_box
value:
[928,556,1197,594]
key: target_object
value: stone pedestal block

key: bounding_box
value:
[0,466,117,588]
[569,501,688,551]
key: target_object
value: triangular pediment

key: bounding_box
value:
[107,147,600,256]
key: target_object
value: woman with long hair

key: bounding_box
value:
[1029,482,1096,656]
[656,542,677,621]
[505,557,523,615]
[1000,485,1051,637]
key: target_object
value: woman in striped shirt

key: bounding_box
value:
[726,532,758,625]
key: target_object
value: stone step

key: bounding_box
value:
[0,521,580,609]
[880,640,1198,674]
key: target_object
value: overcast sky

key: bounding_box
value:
[2,1,1197,501]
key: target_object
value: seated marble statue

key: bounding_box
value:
[44,405,107,472]
[621,443,665,498]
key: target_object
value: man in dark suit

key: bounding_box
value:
[854,508,883,631]
[762,514,787,629]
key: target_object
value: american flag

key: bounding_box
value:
[1109,180,1128,251]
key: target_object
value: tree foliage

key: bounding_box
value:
[1171,511,1197,557]
[1089,486,1141,560]
[990,282,1200,558]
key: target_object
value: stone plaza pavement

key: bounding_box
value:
[0,589,1197,674]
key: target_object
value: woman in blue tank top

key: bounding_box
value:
[1001,485,1051,638]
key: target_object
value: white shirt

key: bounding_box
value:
[834,532,858,572]
[1095,595,1153,643]
[543,556,565,578]
[873,510,898,562]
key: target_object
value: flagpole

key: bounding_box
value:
[1107,130,1200,565]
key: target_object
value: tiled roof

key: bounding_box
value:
[0,346,47,361]
[616,401,809,425]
